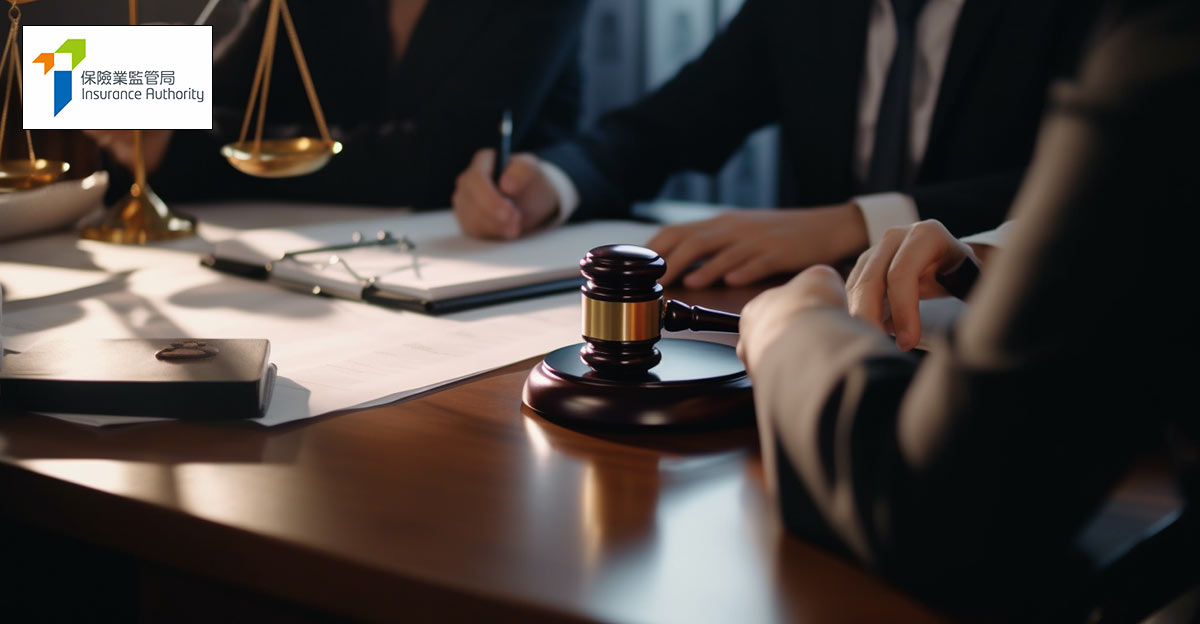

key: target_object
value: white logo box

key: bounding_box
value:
[23,25,212,130]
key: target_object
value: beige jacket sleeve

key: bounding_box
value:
[743,1,1199,602]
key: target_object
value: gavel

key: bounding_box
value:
[579,245,740,377]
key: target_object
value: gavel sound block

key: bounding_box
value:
[522,245,753,427]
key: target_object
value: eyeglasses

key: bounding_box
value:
[268,230,422,288]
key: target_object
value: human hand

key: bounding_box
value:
[845,220,978,351]
[452,149,560,240]
[737,265,848,372]
[645,204,869,288]
[84,129,173,174]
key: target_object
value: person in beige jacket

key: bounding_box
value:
[738,0,1199,614]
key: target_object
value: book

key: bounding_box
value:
[0,338,275,419]
[204,212,659,313]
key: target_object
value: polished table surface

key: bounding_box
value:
[0,221,1181,623]
[0,271,965,623]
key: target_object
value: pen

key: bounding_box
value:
[495,109,512,186]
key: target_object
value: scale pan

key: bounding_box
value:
[221,137,342,178]
[0,159,71,192]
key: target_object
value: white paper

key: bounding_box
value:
[2,248,582,427]
[916,297,966,351]
[0,263,120,303]
[1,329,42,354]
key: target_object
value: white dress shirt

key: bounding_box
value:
[960,220,1013,248]
[544,0,966,241]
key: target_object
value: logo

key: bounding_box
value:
[32,39,86,116]
[23,26,211,130]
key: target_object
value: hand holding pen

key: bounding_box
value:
[452,109,563,240]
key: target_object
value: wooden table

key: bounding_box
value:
[0,280,1180,623]
[0,281,960,623]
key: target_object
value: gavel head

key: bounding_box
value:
[579,244,667,377]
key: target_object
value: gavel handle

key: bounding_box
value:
[663,299,740,333]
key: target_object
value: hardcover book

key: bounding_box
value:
[0,338,275,419]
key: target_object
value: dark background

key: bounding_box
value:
[16,0,779,208]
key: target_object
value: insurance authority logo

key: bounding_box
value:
[23,26,211,130]
[32,39,86,116]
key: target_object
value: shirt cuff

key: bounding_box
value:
[853,192,920,245]
[538,160,581,226]
[960,220,1015,248]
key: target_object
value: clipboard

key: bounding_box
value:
[202,253,585,314]
[201,212,658,315]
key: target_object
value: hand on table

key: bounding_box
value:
[646,203,869,288]
[737,265,848,373]
[845,219,978,351]
[84,129,173,174]
[452,149,560,240]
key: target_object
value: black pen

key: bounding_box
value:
[494,109,512,186]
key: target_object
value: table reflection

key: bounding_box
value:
[518,410,788,622]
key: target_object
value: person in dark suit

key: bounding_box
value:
[90,0,588,208]
[738,0,1198,613]
[452,0,1100,288]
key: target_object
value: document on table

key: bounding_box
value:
[0,207,667,426]
[210,212,658,311]
[0,207,666,427]
[2,265,582,426]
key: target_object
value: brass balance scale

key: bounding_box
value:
[0,0,69,191]
[219,0,340,178]
[19,0,340,244]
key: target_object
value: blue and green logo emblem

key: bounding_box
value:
[33,39,86,116]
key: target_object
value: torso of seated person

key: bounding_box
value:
[126,0,583,208]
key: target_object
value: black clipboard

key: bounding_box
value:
[200,254,582,315]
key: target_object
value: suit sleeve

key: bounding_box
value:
[748,2,1198,604]
[538,0,778,221]
[905,170,1024,236]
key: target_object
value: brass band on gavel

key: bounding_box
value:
[582,296,664,343]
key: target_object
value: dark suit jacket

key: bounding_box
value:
[542,0,1099,237]
[749,0,1199,611]
[113,0,587,208]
